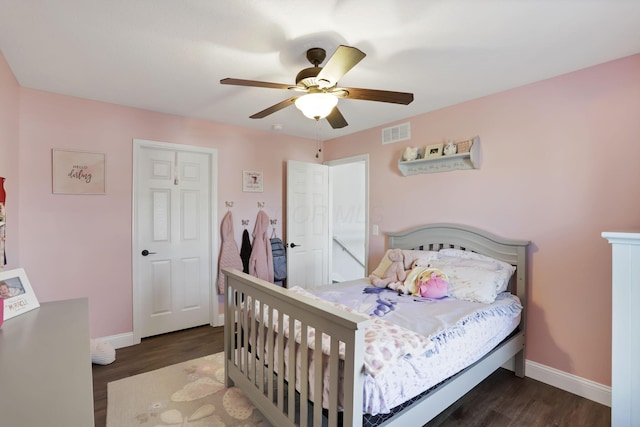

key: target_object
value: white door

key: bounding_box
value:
[133,140,218,340]
[327,156,368,282]
[286,160,329,288]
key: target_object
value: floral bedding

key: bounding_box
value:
[256,286,435,377]
[246,278,522,415]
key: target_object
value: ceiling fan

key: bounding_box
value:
[220,45,414,129]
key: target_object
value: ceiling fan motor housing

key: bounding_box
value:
[296,47,327,87]
[295,67,321,88]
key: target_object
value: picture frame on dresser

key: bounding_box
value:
[1,268,40,321]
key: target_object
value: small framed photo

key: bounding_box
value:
[1,268,40,321]
[52,149,106,194]
[243,170,264,193]
[424,143,444,158]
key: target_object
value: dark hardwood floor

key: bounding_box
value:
[92,325,610,427]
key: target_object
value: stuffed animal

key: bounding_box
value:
[369,248,407,288]
[402,146,419,161]
[416,269,449,299]
[395,264,449,297]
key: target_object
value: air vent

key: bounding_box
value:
[382,122,411,144]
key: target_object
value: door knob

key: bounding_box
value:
[141,249,156,256]
[289,243,300,248]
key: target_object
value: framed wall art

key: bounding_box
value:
[1,268,40,321]
[424,143,444,159]
[52,149,106,194]
[243,170,264,193]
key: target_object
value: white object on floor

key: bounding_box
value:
[90,338,115,365]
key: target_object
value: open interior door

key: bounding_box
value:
[286,160,329,289]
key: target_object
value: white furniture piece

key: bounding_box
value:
[397,136,481,176]
[602,231,640,427]
[224,223,528,427]
[0,298,95,426]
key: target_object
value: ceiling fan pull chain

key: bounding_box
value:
[315,120,322,158]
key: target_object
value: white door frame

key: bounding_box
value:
[325,154,370,278]
[132,139,219,344]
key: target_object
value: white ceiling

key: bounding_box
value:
[1,0,640,141]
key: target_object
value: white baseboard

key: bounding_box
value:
[98,315,224,350]
[98,332,136,350]
[523,360,611,407]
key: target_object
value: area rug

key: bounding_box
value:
[107,352,272,426]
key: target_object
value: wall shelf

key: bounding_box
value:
[398,136,480,176]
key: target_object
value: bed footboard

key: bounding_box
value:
[223,268,370,427]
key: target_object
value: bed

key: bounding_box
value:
[223,223,529,427]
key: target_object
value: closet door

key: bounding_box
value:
[134,140,218,340]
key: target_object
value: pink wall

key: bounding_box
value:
[324,54,640,386]
[6,45,639,387]
[0,50,20,267]
[17,88,318,340]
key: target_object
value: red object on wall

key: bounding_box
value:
[0,177,5,203]
[1,176,6,269]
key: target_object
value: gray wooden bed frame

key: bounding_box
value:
[223,223,529,427]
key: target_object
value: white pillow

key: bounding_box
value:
[428,250,516,303]
[437,249,516,293]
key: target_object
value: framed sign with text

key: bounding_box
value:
[243,170,263,192]
[1,268,40,322]
[52,149,106,194]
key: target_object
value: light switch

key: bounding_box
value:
[372,224,379,236]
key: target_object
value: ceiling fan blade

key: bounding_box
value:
[339,87,414,105]
[221,77,293,90]
[326,107,348,129]
[316,45,366,88]
[249,97,298,119]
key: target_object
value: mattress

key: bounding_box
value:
[306,278,523,415]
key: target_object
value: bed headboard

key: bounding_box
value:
[388,223,530,327]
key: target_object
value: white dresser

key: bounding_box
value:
[602,231,640,427]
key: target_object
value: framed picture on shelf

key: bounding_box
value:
[1,268,40,321]
[52,149,106,194]
[424,143,444,158]
[243,170,264,192]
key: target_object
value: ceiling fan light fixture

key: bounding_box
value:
[294,93,338,120]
